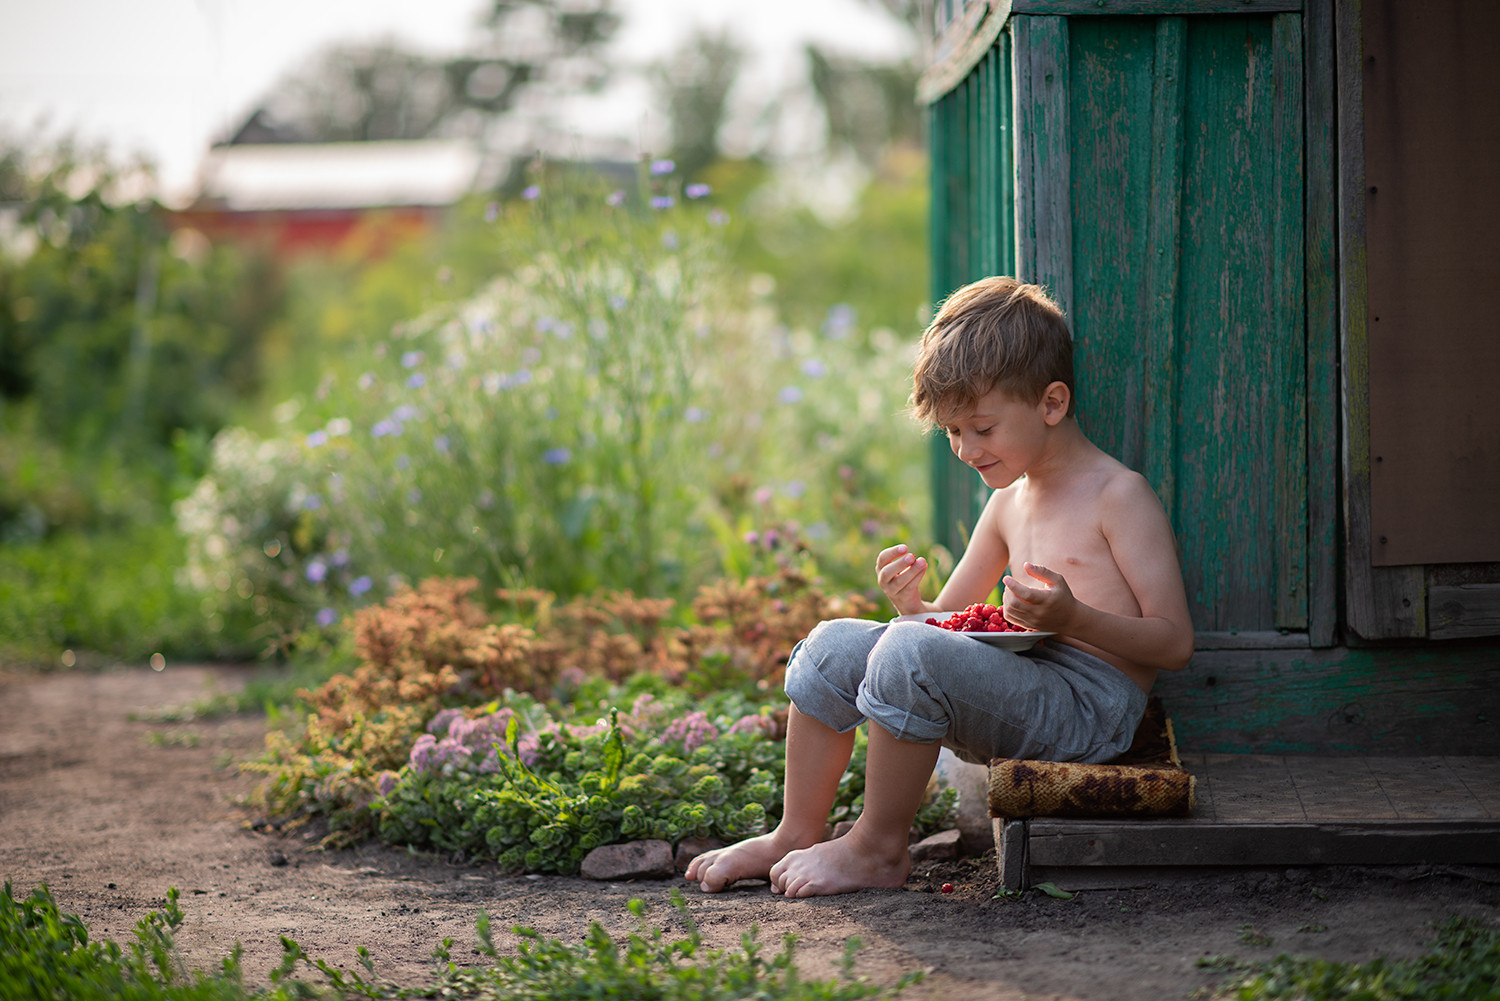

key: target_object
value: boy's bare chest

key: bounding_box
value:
[998,503,1125,597]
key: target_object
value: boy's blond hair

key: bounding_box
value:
[910,276,1075,427]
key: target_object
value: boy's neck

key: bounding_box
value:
[1022,418,1096,487]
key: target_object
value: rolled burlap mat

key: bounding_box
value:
[988,757,1196,819]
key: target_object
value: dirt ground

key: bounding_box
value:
[2,662,1498,1001]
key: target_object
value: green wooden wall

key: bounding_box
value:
[922,0,1500,754]
[928,32,1016,558]
[928,9,1333,643]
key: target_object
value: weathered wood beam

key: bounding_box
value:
[1013,0,1302,12]
[1156,642,1500,755]
[1303,0,1340,647]
[1026,818,1500,867]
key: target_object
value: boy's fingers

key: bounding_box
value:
[1025,562,1058,583]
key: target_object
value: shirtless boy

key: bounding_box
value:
[685,276,1195,898]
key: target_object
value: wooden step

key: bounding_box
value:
[994,754,1500,889]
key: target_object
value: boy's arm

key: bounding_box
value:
[877,492,1010,616]
[1002,475,1194,673]
[932,492,1010,611]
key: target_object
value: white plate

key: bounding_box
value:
[891,612,1054,651]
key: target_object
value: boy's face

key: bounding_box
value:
[940,386,1058,489]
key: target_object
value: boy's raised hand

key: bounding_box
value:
[876,544,928,615]
[1001,562,1078,633]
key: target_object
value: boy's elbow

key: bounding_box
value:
[1156,626,1195,673]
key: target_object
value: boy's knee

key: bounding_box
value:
[854,623,962,743]
[783,618,883,730]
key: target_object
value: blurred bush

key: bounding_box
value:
[1,139,934,665]
[177,162,933,647]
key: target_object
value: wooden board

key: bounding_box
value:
[1363,0,1500,566]
[1062,13,1309,634]
[1155,642,1500,755]
[1025,819,1500,868]
[996,755,1500,887]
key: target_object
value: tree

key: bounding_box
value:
[0,142,279,455]
[239,0,622,185]
[806,45,922,168]
[647,28,746,181]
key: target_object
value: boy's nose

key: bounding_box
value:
[953,433,982,462]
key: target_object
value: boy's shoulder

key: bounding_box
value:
[1048,446,1161,519]
[1086,454,1166,526]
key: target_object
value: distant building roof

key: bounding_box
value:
[194,140,483,211]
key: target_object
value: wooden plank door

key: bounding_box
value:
[1013,9,1336,644]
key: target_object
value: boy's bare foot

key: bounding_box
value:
[768,832,910,898]
[685,832,809,892]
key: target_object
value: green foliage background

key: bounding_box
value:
[0,142,932,666]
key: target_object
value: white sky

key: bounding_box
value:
[0,0,914,204]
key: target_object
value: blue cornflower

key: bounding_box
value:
[802,359,828,378]
[401,350,424,368]
[543,447,571,465]
[606,189,626,206]
[685,183,711,199]
[522,185,541,200]
[406,373,426,389]
[316,607,339,627]
[650,158,675,175]
[303,493,323,510]
[349,575,373,597]
[778,386,804,405]
[305,429,329,448]
[823,303,856,338]
[651,195,675,210]
[306,559,328,583]
[372,419,401,438]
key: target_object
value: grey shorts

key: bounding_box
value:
[783,617,1148,765]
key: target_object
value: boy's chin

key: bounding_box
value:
[975,465,1021,489]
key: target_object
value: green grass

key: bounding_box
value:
[1213,917,1500,1001]
[0,519,262,668]
[1,882,917,1001]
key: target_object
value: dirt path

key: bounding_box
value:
[2,662,1497,1000]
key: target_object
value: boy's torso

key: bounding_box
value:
[992,453,1158,691]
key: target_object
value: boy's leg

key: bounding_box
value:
[770,722,940,898]
[685,704,855,892]
[686,617,883,893]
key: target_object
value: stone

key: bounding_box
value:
[580,840,675,881]
[673,835,724,873]
[935,748,994,856]
[908,828,961,863]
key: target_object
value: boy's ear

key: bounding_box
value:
[1041,381,1071,425]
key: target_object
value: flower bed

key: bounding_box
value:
[247,573,955,873]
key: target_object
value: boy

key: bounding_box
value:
[685,276,1194,898]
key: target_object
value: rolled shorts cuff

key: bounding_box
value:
[783,636,868,733]
[855,689,948,744]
